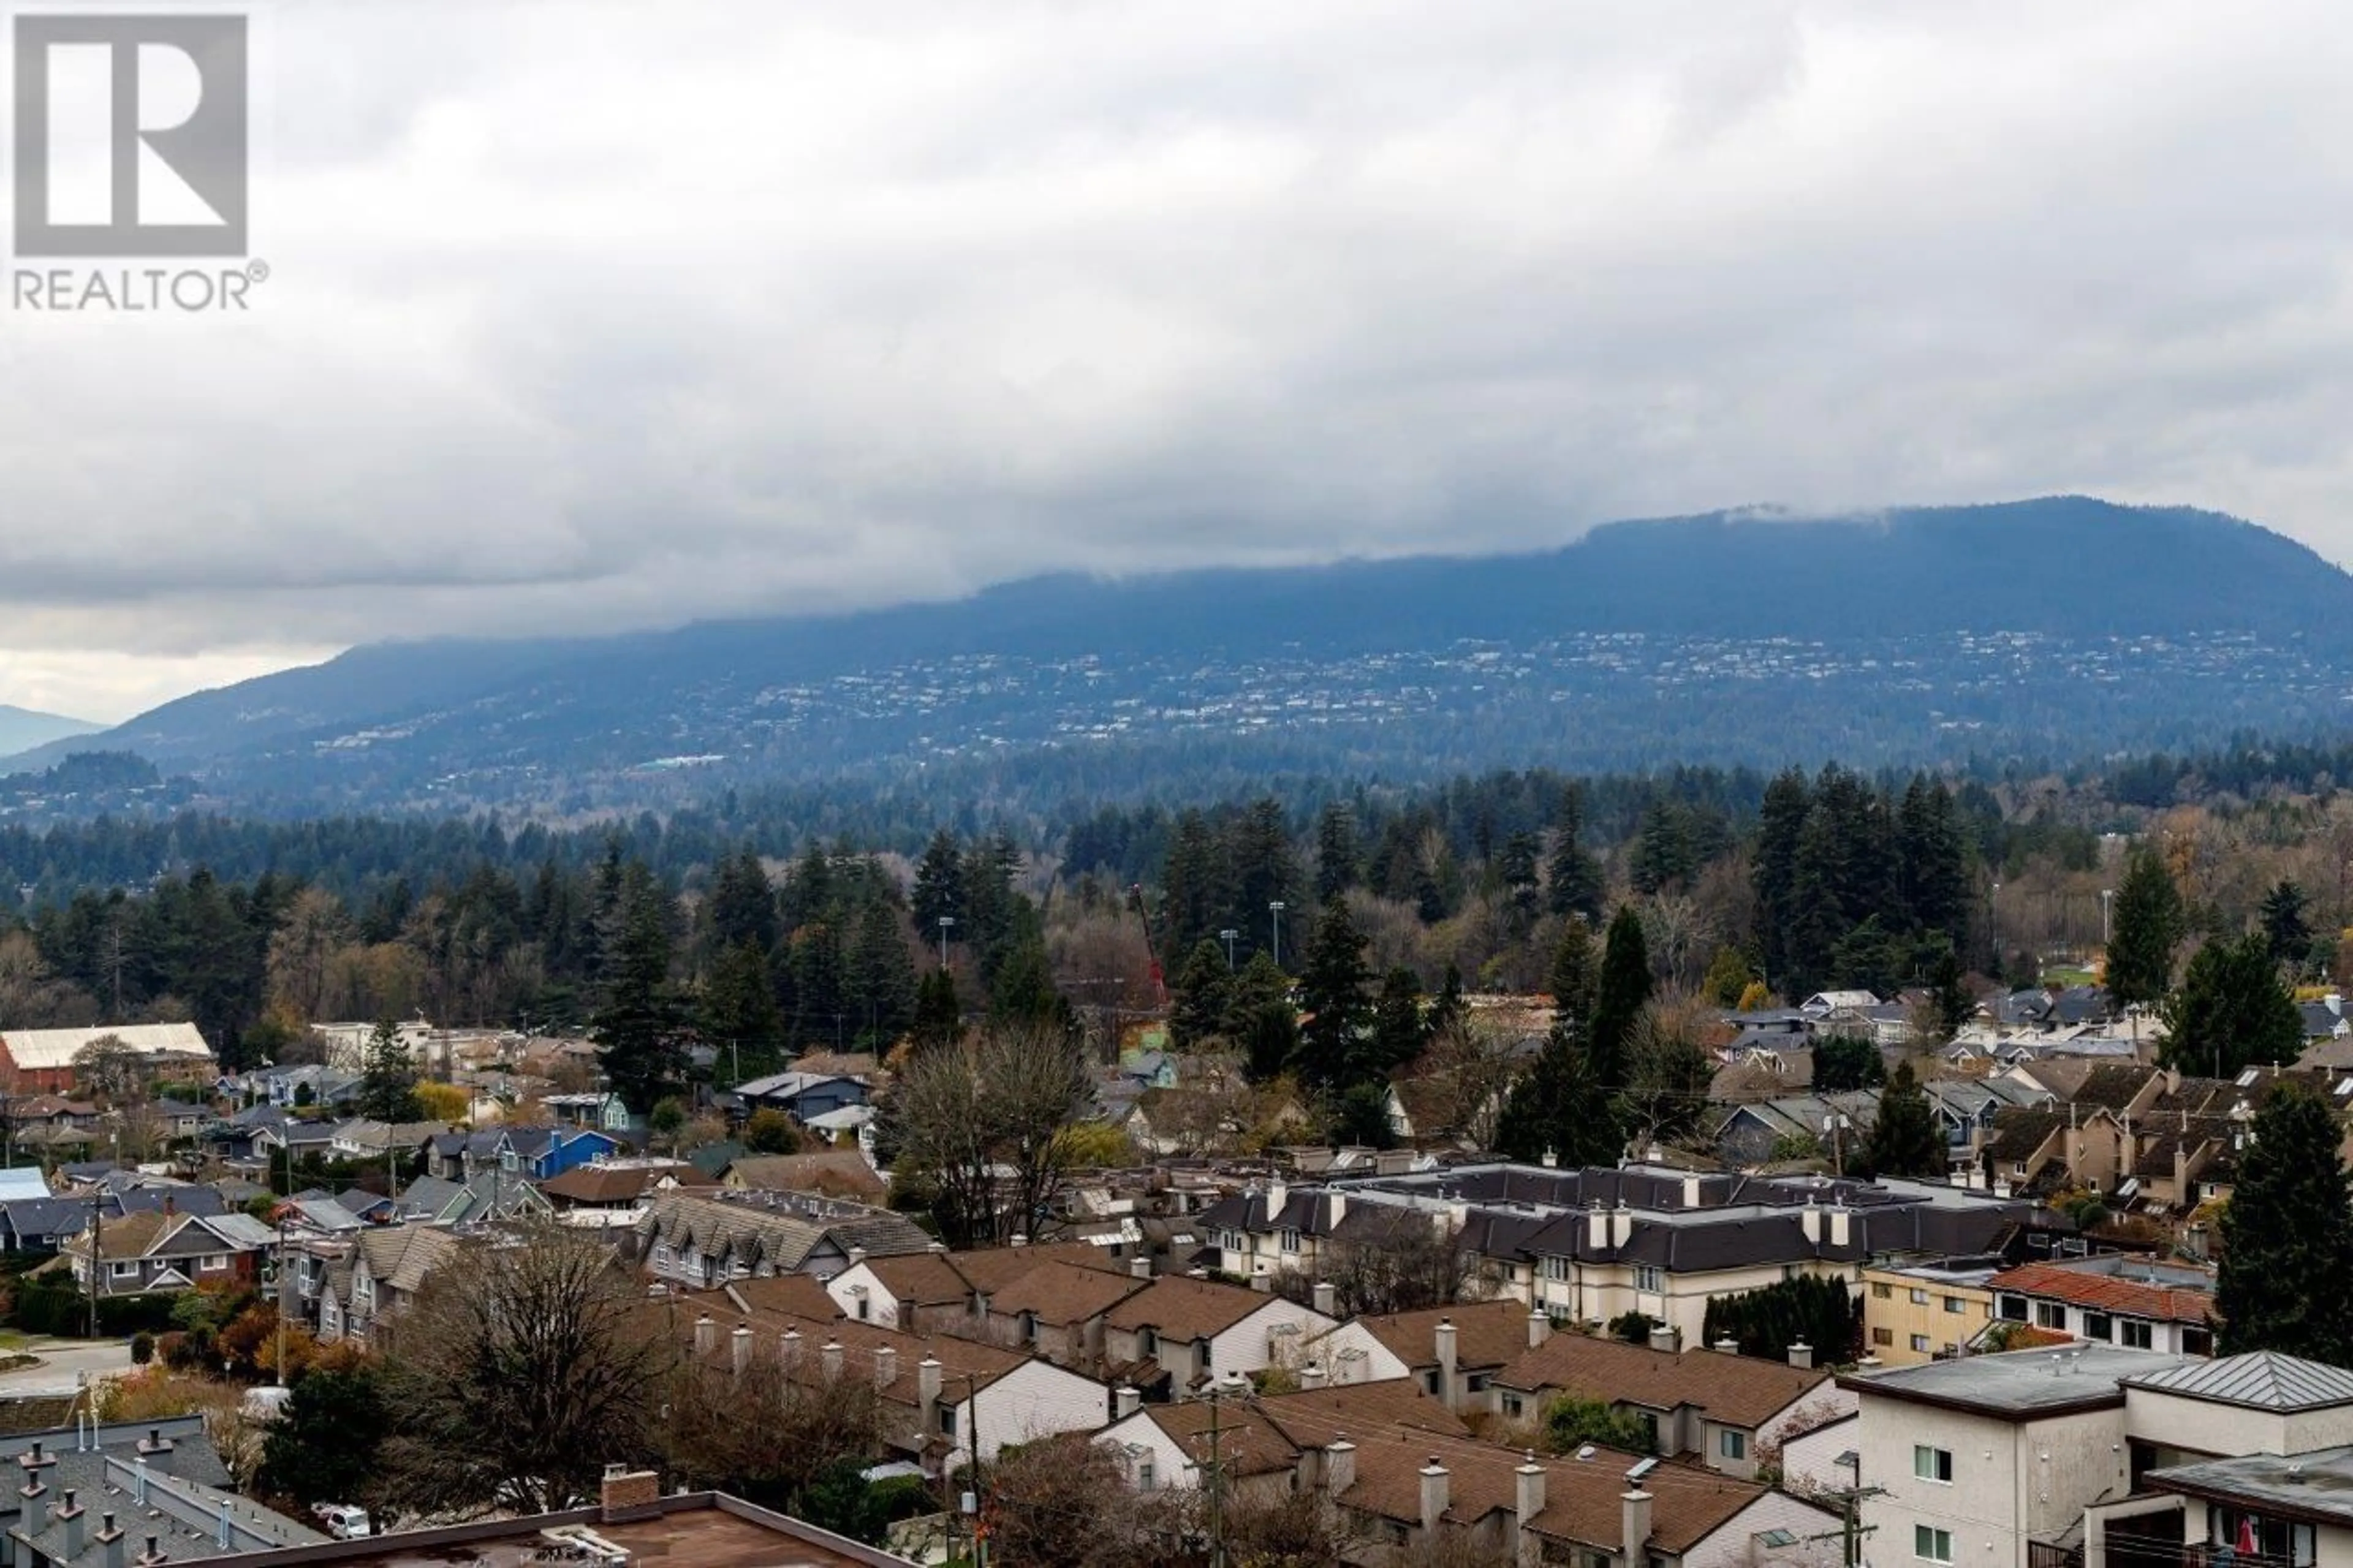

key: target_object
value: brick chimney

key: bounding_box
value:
[599,1464,661,1523]
[1434,1318,1459,1408]
[1515,1453,1546,1568]
[1419,1456,1449,1535]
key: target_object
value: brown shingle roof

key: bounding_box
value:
[1254,1379,1470,1447]
[854,1251,972,1308]
[1345,1298,1537,1375]
[726,1274,846,1320]
[982,1259,1147,1328]
[727,1151,888,1202]
[63,1208,169,1262]
[539,1163,713,1204]
[1335,1434,1783,1553]
[1493,1332,1832,1430]
[1138,1403,1298,1477]
[1104,1274,1278,1342]
[948,1241,1123,1293]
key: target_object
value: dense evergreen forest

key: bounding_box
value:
[5,730,2353,1113]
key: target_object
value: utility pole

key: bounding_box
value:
[85,1184,101,1339]
[1268,901,1286,969]
[938,916,956,970]
[1218,929,1238,971]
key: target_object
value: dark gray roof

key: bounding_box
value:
[1844,1345,2192,1417]
[2124,1352,2353,1412]
[2150,1447,2353,1524]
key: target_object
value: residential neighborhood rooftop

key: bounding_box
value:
[1843,1344,2194,1415]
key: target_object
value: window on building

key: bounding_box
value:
[200,1255,229,1272]
[1501,1264,1517,1283]
[939,1407,957,1437]
[2183,1326,2213,1357]
[857,1297,871,1321]
[1634,1265,1663,1293]
[1782,1265,1801,1282]
[109,1260,139,1280]
[1914,1446,1953,1484]
[1021,1312,1039,1344]
[1943,1297,1966,1314]
[1911,1335,1931,1353]
[2082,1312,2112,1342]
[1542,1257,1570,1282]
[1136,1456,1156,1492]
[1720,1430,1747,1460]
[1998,1294,2027,1322]
[1140,1328,1159,1357]
[1872,1282,1892,1299]
[1917,1526,1954,1563]
[1873,1327,1895,1346]
[1909,1288,1930,1305]
[2120,1320,2154,1350]
[2034,1301,2067,1330]
[1503,1394,1525,1419]
[1279,1229,1300,1254]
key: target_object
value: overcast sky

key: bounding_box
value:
[6,0,2352,722]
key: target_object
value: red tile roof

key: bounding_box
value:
[1988,1261,2215,1325]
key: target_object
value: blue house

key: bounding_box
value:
[729,1071,871,1125]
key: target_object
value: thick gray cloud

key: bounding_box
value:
[6,0,2353,719]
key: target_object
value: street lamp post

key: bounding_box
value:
[937,915,955,969]
[1268,901,1286,969]
[1218,929,1239,971]
[2100,888,2115,947]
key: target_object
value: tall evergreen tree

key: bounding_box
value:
[1928,944,1972,1042]
[699,941,785,1074]
[2218,1085,2353,1365]
[911,968,962,1054]
[707,847,778,954]
[1295,898,1373,1090]
[1313,803,1362,904]
[1587,906,1652,1089]
[1545,787,1605,920]
[1863,1061,1942,1180]
[844,896,917,1048]
[1169,938,1233,1050]
[1495,1034,1619,1168]
[591,865,688,1111]
[2107,844,2184,1014]
[1547,920,1597,1031]
[909,829,964,939]
[2260,879,2316,971]
[1896,778,1972,947]
[2162,932,2303,1078]
[1160,810,1224,964]
[1752,768,1812,985]
[1427,962,1469,1040]
[1369,967,1426,1072]
[357,1018,420,1124]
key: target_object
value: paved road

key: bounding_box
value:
[0,1339,134,1396]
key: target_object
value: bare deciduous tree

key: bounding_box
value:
[1406,1019,1520,1150]
[883,1025,1090,1249]
[1300,1208,1474,1317]
[662,1343,888,1509]
[379,1226,667,1516]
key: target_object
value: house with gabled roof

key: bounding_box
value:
[637,1190,931,1288]
[317,1224,467,1346]
[1098,1273,1336,1401]
[59,1209,270,1297]
[1099,1377,1466,1502]
[1306,1298,1542,1412]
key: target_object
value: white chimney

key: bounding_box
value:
[1420,1456,1450,1534]
[1010,1232,1028,1248]
[729,1322,752,1378]
[693,1313,715,1355]
[873,1345,897,1388]
[1515,1455,1547,1568]
[1300,1362,1327,1390]
[1681,1173,1702,1208]
[1829,1206,1851,1248]
[1587,1205,1608,1249]
[1609,1204,1632,1248]
[820,1339,843,1382]
[1789,1341,1813,1371]
[781,1328,803,1369]
[1313,1281,1337,1317]
[1130,1255,1153,1280]
[1800,1202,1822,1243]
[1265,1177,1287,1219]
[1713,1336,1740,1355]
[1435,1318,1460,1408]
[1113,1385,1141,1420]
[1622,1488,1653,1565]
[1648,1325,1678,1354]
[1529,1309,1552,1350]
[1325,1439,1357,1493]
[1251,1260,1273,1292]
[919,1354,943,1422]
